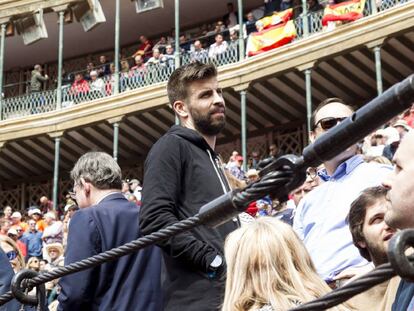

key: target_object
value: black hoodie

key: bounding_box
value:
[140,125,239,311]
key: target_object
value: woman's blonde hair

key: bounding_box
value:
[0,235,25,272]
[222,217,346,311]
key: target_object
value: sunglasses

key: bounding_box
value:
[314,117,346,130]
[6,251,17,260]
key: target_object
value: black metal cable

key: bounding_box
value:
[0,167,298,306]
[289,263,396,310]
[0,215,201,306]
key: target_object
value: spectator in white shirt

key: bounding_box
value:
[208,34,229,59]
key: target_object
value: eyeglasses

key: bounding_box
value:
[6,251,17,260]
[314,117,346,130]
[306,167,318,180]
[69,191,76,200]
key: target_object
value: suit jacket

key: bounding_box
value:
[58,193,162,311]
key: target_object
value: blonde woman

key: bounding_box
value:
[222,217,352,311]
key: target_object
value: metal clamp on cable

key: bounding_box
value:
[388,229,414,282]
[198,190,241,228]
[11,269,46,310]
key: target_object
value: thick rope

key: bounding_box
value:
[0,215,201,306]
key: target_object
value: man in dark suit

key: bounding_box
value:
[58,152,162,311]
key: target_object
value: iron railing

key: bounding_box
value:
[0,0,411,120]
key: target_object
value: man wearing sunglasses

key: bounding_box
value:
[293,98,392,287]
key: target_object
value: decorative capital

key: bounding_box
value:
[107,116,124,124]
[365,38,386,49]
[48,131,64,139]
[296,61,315,72]
[233,83,250,92]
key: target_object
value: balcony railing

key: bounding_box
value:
[0,0,410,121]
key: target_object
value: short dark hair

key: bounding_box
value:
[311,98,353,130]
[347,186,388,261]
[167,61,217,106]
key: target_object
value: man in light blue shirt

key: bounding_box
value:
[293,98,392,283]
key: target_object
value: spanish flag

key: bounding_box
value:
[246,20,297,57]
[257,9,294,30]
[322,0,367,26]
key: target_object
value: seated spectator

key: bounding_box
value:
[70,73,90,101]
[130,55,147,86]
[208,34,229,59]
[222,217,350,311]
[163,44,175,68]
[293,98,391,285]
[153,36,168,54]
[245,11,257,35]
[132,35,153,61]
[146,48,166,67]
[229,29,239,49]
[179,34,192,53]
[97,55,111,77]
[120,60,132,91]
[190,40,208,62]
[89,70,105,98]
[346,186,399,310]
[84,62,95,81]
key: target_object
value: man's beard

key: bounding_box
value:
[189,105,226,136]
[365,239,389,266]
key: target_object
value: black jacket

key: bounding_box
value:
[58,193,162,311]
[140,125,239,311]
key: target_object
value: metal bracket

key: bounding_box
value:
[388,229,414,282]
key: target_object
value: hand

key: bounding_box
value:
[45,74,49,79]
[333,264,374,284]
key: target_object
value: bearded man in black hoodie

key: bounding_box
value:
[140,61,239,311]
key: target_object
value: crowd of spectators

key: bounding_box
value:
[25,0,336,103]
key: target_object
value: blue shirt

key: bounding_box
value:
[293,155,392,281]
[392,280,414,311]
[21,230,43,258]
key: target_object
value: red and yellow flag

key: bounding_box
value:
[257,9,294,30]
[322,0,367,26]
[246,20,297,57]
